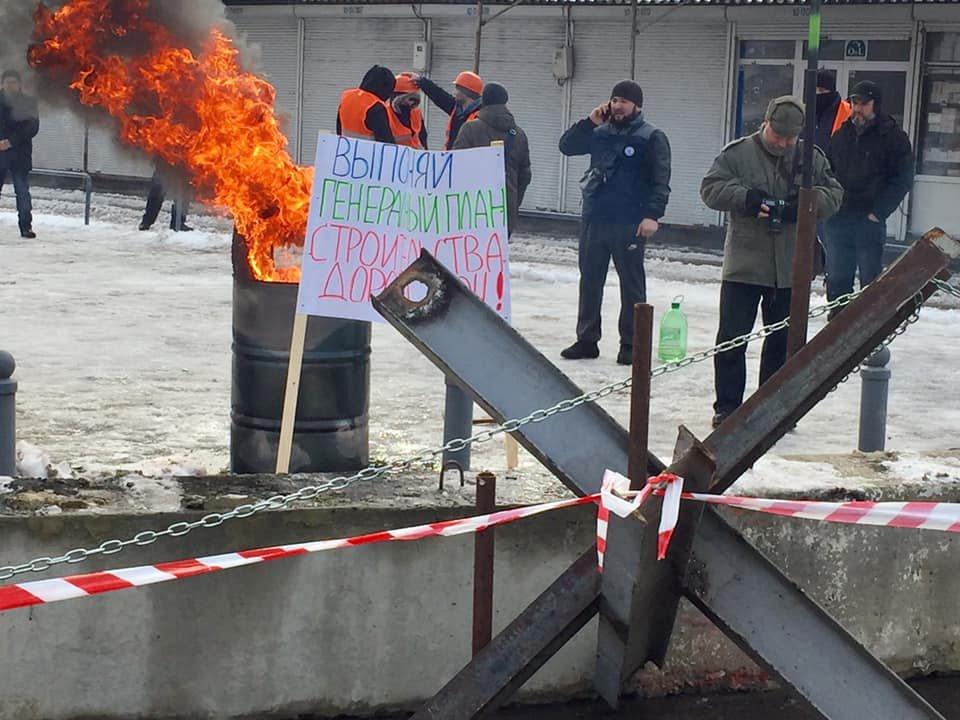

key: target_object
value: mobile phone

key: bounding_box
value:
[602,102,611,120]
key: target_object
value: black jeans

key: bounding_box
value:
[0,166,33,234]
[713,281,791,418]
[576,222,646,348]
[141,173,189,229]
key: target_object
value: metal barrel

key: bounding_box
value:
[230,233,370,473]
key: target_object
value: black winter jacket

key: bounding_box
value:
[814,92,843,155]
[827,114,913,221]
[0,90,40,172]
[559,113,671,224]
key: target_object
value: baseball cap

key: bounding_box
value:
[849,80,883,105]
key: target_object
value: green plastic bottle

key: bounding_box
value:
[658,295,688,363]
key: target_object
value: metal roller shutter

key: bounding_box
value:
[425,17,473,156]
[31,104,85,172]
[300,17,424,163]
[86,123,153,177]
[429,16,566,212]
[563,20,632,214]
[229,11,302,161]
[634,21,728,227]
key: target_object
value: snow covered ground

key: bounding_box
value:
[2,188,960,495]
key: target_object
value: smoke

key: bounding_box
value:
[0,0,262,106]
[0,0,45,97]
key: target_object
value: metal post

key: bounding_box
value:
[858,347,891,452]
[82,119,92,226]
[472,470,496,656]
[787,0,822,357]
[442,378,473,470]
[0,351,17,478]
[473,0,483,74]
[627,304,653,489]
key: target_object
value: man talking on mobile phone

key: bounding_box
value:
[558,80,671,366]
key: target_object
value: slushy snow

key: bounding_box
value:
[2,187,959,494]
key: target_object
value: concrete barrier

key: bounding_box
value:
[1,463,959,719]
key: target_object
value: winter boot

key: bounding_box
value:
[560,341,599,360]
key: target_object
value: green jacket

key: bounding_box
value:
[700,133,843,289]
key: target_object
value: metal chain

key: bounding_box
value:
[0,374,634,581]
[0,287,910,583]
[649,289,863,379]
[933,278,960,301]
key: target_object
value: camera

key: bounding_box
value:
[763,198,787,234]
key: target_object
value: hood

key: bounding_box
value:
[360,66,396,102]
[815,91,840,120]
[477,104,516,132]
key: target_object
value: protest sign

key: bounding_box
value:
[296,136,511,323]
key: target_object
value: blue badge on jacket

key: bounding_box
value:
[624,146,635,157]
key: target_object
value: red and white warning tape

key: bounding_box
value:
[3,470,960,614]
[0,494,597,614]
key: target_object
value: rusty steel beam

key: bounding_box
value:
[705,228,959,492]
[374,230,957,720]
[411,547,600,720]
[372,251,664,498]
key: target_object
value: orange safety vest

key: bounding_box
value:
[387,104,425,149]
[445,104,481,150]
[832,99,852,135]
[338,88,384,139]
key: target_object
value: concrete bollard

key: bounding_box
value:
[0,351,16,477]
[858,346,891,453]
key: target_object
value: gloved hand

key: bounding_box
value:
[782,197,800,223]
[744,189,765,217]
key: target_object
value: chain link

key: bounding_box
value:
[649,289,863,379]
[0,287,928,583]
[933,278,960,301]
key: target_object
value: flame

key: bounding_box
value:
[29,0,312,282]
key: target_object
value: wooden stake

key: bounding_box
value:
[276,312,308,474]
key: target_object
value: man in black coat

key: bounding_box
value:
[825,80,913,310]
[557,80,672,365]
[813,70,850,156]
[0,70,40,239]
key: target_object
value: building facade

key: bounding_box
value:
[29,1,960,238]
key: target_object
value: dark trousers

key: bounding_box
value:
[714,281,791,417]
[576,222,646,348]
[824,212,885,302]
[0,166,33,234]
[141,173,189,229]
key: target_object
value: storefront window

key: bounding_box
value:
[740,40,795,60]
[918,33,960,178]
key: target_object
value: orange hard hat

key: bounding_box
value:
[453,71,484,96]
[394,74,419,95]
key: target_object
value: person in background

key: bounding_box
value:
[700,96,843,428]
[452,82,531,236]
[408,70,484,150]
[388,74,428,149]
[813,69,851,155]
[336,65,396,143]
[139,162,192,232]
[0,70,40,239]
[824,80,913,315]
[557,80,671,366]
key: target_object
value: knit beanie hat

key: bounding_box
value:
[481,82,509,106]
[610,80,643,108]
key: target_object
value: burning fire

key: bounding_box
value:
[29,0,312,282]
